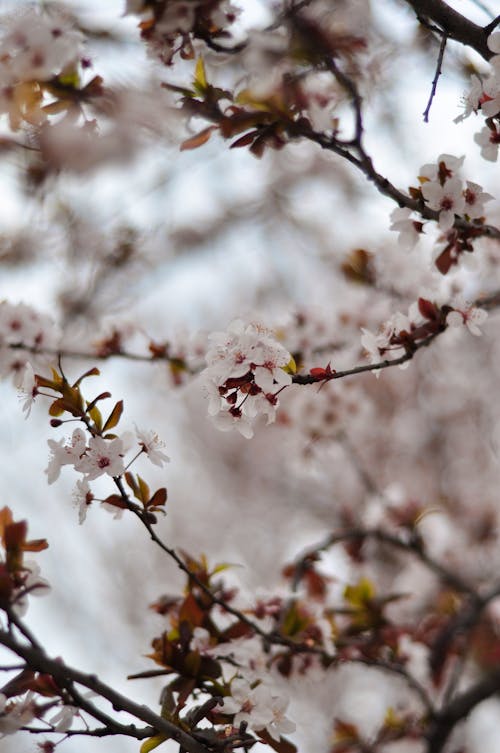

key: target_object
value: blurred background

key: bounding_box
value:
[1,1,500,751]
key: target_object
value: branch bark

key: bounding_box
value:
[402,0,494,60]
[0,629,213,753]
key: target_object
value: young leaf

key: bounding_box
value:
[140,734,168,753]
[103,400,124,432]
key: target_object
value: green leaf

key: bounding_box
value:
[193,56,207,94]
[140,734,168,753]
[344,577,376,608]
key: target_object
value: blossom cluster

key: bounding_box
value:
[0,8,83,87]
[46,426,169,524]
[389,154,493,265]
[361,297,487,373]
[202,319,294,438]
[457,31,500,161]
[0,302,58,389]
[124,0,240,66]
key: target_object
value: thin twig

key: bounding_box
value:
[423,33,448,122]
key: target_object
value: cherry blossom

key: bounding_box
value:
[0,692,36,736]
[421,176,465,231]
[75,435,125,480]
[48,704,79,732]
[135,427,170,467]
[72,478,94,524]
[0,9,84,86]
[446,305,488,337]
[389,207,423,249]
[12,561,51,617]
[18,363,37,417]
[474,125,500,162]
[220,679,273,729]
[46,428,87,484]
[463,181,494,219]
[454,74,484,122]
[419,154,464,182]
[266,694,296,741]
[202,320,293,437]
[0,302,58,386]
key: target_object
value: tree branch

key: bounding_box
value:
[401,0,493,60]
[0,629,213,753]
[426,668,500,753]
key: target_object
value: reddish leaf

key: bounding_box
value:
[147,487,167,510]
[230,131,258,149]
[418,297,438,321]
[101,494,128,509]
[180,126,217,151]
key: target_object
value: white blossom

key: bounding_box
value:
[463,181,494,219]
[0,10,84,86]
[421,176,465,230]
[135,427,170,467]
[389,207,422,249]
[455,74,484,122]
[202,320,293,437]
[0,692,36,736]
[447,305,488,337]
[72,478,94,524]
[474,125,500,162]
[75,435,125,480]
[419,154,464,182]
[46,428,87,484]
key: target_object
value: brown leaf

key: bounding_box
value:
[180,127,217,151]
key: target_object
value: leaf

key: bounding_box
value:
[138,476,150,504]
[140,734,168,753]
[180,126,216,151]
[283,356,297,375]
[230,131,258,149]
[42,100,72,115]
[73,366,100,387]
[418,297,438,321]
[103,400,124,432]
[147,487,167,510]
[179,592,205,628]
[101,494,127,510]
[22,538,48,553]
[193,56,207,92]
[125,472,139,497]
[88,404,103,432]
[344,577,375,608]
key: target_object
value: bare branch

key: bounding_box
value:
[401,0,493,60]
[423,32,448,122]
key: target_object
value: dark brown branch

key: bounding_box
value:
[426,668,500,753]
[292,332,441,385]
[291,527,476,595]
[0,629,212,753]
[401,0,493,61]
[22,724,152,739]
